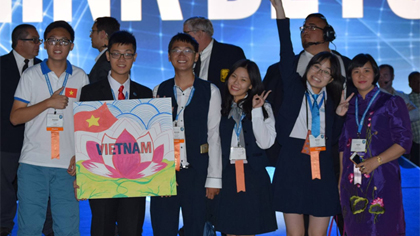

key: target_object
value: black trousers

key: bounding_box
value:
[150,167,207,236]
[89,197,146,236]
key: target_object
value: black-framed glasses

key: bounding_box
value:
[310,64,331,79]
[90,29,100,34]
[299,25,324,32]
[170,48,195,55]
[19,38,43,44]
[45,38,72,46]
[109,52,135,59]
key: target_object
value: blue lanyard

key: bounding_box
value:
[44,73,69,96]
[355,89,380,134]
[173,86,195,121]
[305,91,325,113]
[233,113,246,144]
[111,89,129,100]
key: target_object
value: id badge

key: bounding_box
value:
[351,139,366,152]
[46,113,64,131]
[230,147,246,162]
[309,134,326,151]
[173,125,185,140]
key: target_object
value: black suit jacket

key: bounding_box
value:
[88,52,110,84]
[207,40,245,93]
[80,77,152,102]
[0,51,41,152]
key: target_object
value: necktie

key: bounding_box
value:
[118,85,125,100]
[22,59,29,74]
[311,94,320,137]
[194,54,201,77]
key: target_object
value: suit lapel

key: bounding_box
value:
[100,79,114,100]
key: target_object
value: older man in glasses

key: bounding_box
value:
[0,24,46,236]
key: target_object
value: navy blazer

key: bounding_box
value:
[0,51,41,152]
[207,40,245,93]
[88,52,110,84]
[80,77,152,102]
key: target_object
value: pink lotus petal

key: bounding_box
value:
[152,145,164,163]
[86,141,105,163]
[82,160,123,178]
[112,129,142,178]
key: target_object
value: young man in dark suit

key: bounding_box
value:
[183,16,246,94]
[80,30,151,236]
[0,24,49,236]
[88,17,120,84]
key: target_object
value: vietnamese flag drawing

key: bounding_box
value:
[74,103,118,133]
[65,87,77,98]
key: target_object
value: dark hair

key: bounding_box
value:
[347,53,380,86]
[44,21,75,42]
[302,52,344,109]
[379,64,394,77]
[221,59,268,120]
[95,17,120,36]
[168,33,199,53]
[108,31,137,52]
[184,16,214,36]
[409,71,420,82]
[304,13,329,27]
[11,24,37,49]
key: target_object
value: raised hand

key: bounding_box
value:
[336,90,354,116]
[48,87,69,109]
[252,90,271,108]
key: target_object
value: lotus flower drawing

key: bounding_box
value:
[82,129,167,179]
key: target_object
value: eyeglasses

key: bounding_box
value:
[310,64,331,79]
[90,29,100,33]
[45,38,72,46]
[19,38,43,44]
[170,48,195,55]
[299,25,324,32]
[109,52,135,59]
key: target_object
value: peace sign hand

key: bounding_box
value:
[253,90,272,109]
[336,90,354,116]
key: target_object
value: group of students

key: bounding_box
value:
[1,0,415,236]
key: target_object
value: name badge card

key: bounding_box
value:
[230,147,246,162]
[309,134,326,151]
[351,139,366,152]
[46,113,64,131]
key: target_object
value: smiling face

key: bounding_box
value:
[306,59,333,94]
[168,40,198,72]
[227,67,252,102]
[106,43,137,83]
[351,61,375,97]
[44,27,74,63]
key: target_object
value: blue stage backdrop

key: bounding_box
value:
[1,0,419,92]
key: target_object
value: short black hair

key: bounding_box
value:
[379,64,394,77]
[347,53,380,85]
[11,24,36,49]
[44,21,75,42]
[168,33,199,53]
[95,17,120,36]
[302,51,344,109]
[304,13,329,27]
[108,31,136,52]
[409,71,420,82]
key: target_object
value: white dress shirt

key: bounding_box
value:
[108,71,130,99]
[230,103,276,150]
[194,39,214,81]
[153,81,223,188]
[13,50,34,76]
[290,82,327,139]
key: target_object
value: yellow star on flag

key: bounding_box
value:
[69,90,74,95]
[86,115,100,127]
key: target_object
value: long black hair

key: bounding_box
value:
[221,59,268,120]
[302,51,344,109]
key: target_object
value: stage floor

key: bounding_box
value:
[10,157,420,236]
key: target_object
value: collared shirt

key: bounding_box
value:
[290,81,327,139]
[230,103,276,149]
[107,71,130,99]
[13,50,34,76]
[14,60,89,169]
[153,82,222,188]
[194,39,214,81]
[95,48,107,62]
[409,92,420,144]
